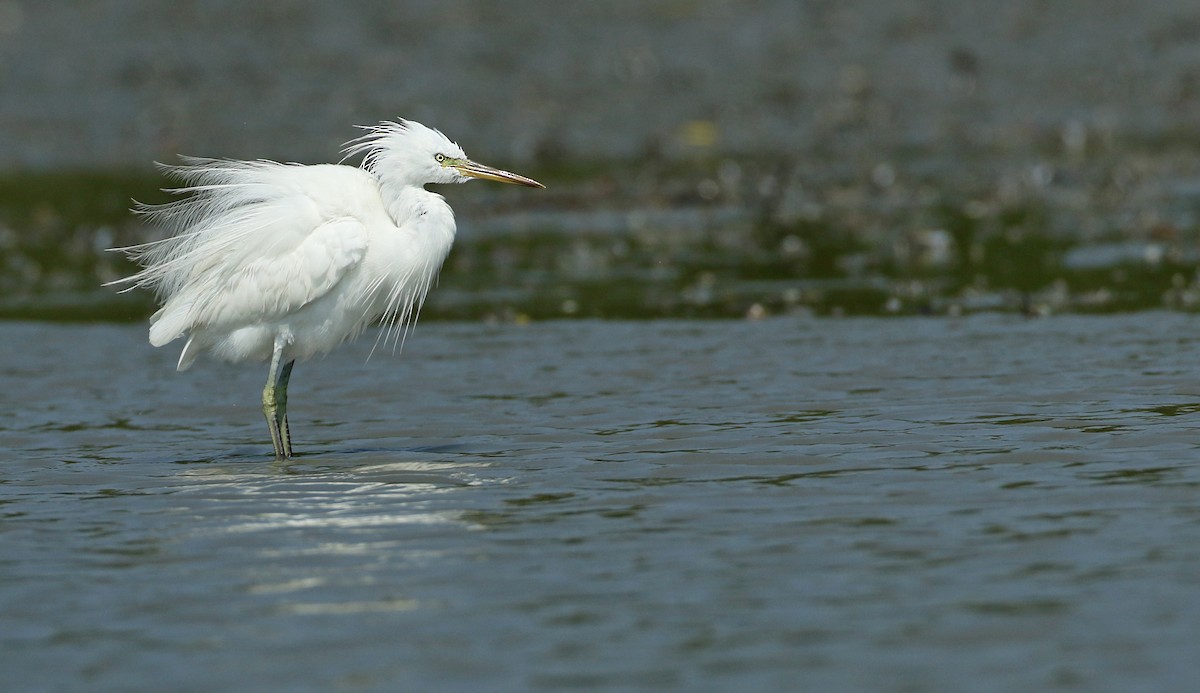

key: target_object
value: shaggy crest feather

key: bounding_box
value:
[341,120,467,188]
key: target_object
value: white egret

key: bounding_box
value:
[109,119,544,458]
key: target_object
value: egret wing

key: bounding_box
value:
[149,216,369,346]
[119,160,377,347]
[192,216,367,329]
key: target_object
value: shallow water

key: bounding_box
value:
[3,314,1200,692]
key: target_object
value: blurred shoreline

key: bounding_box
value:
[4,142,1200,322]
[4,2,1200,168]
[3,1,1200,319]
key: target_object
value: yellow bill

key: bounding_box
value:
[450,158,545,188]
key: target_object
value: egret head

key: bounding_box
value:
[344,119,543,189]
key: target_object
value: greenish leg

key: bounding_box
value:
[276,359,295,458]
[262,341,296,459]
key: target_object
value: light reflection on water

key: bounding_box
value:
[2,315,1200,691]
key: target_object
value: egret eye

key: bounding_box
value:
[435,153,446,163]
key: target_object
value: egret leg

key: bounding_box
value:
[276,359,295,457]
[262,340,296,459]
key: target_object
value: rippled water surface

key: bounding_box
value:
[3,315,1200,692]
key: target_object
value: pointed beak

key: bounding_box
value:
[452,159,545,188]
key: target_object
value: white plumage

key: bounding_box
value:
[110,119,544,458]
